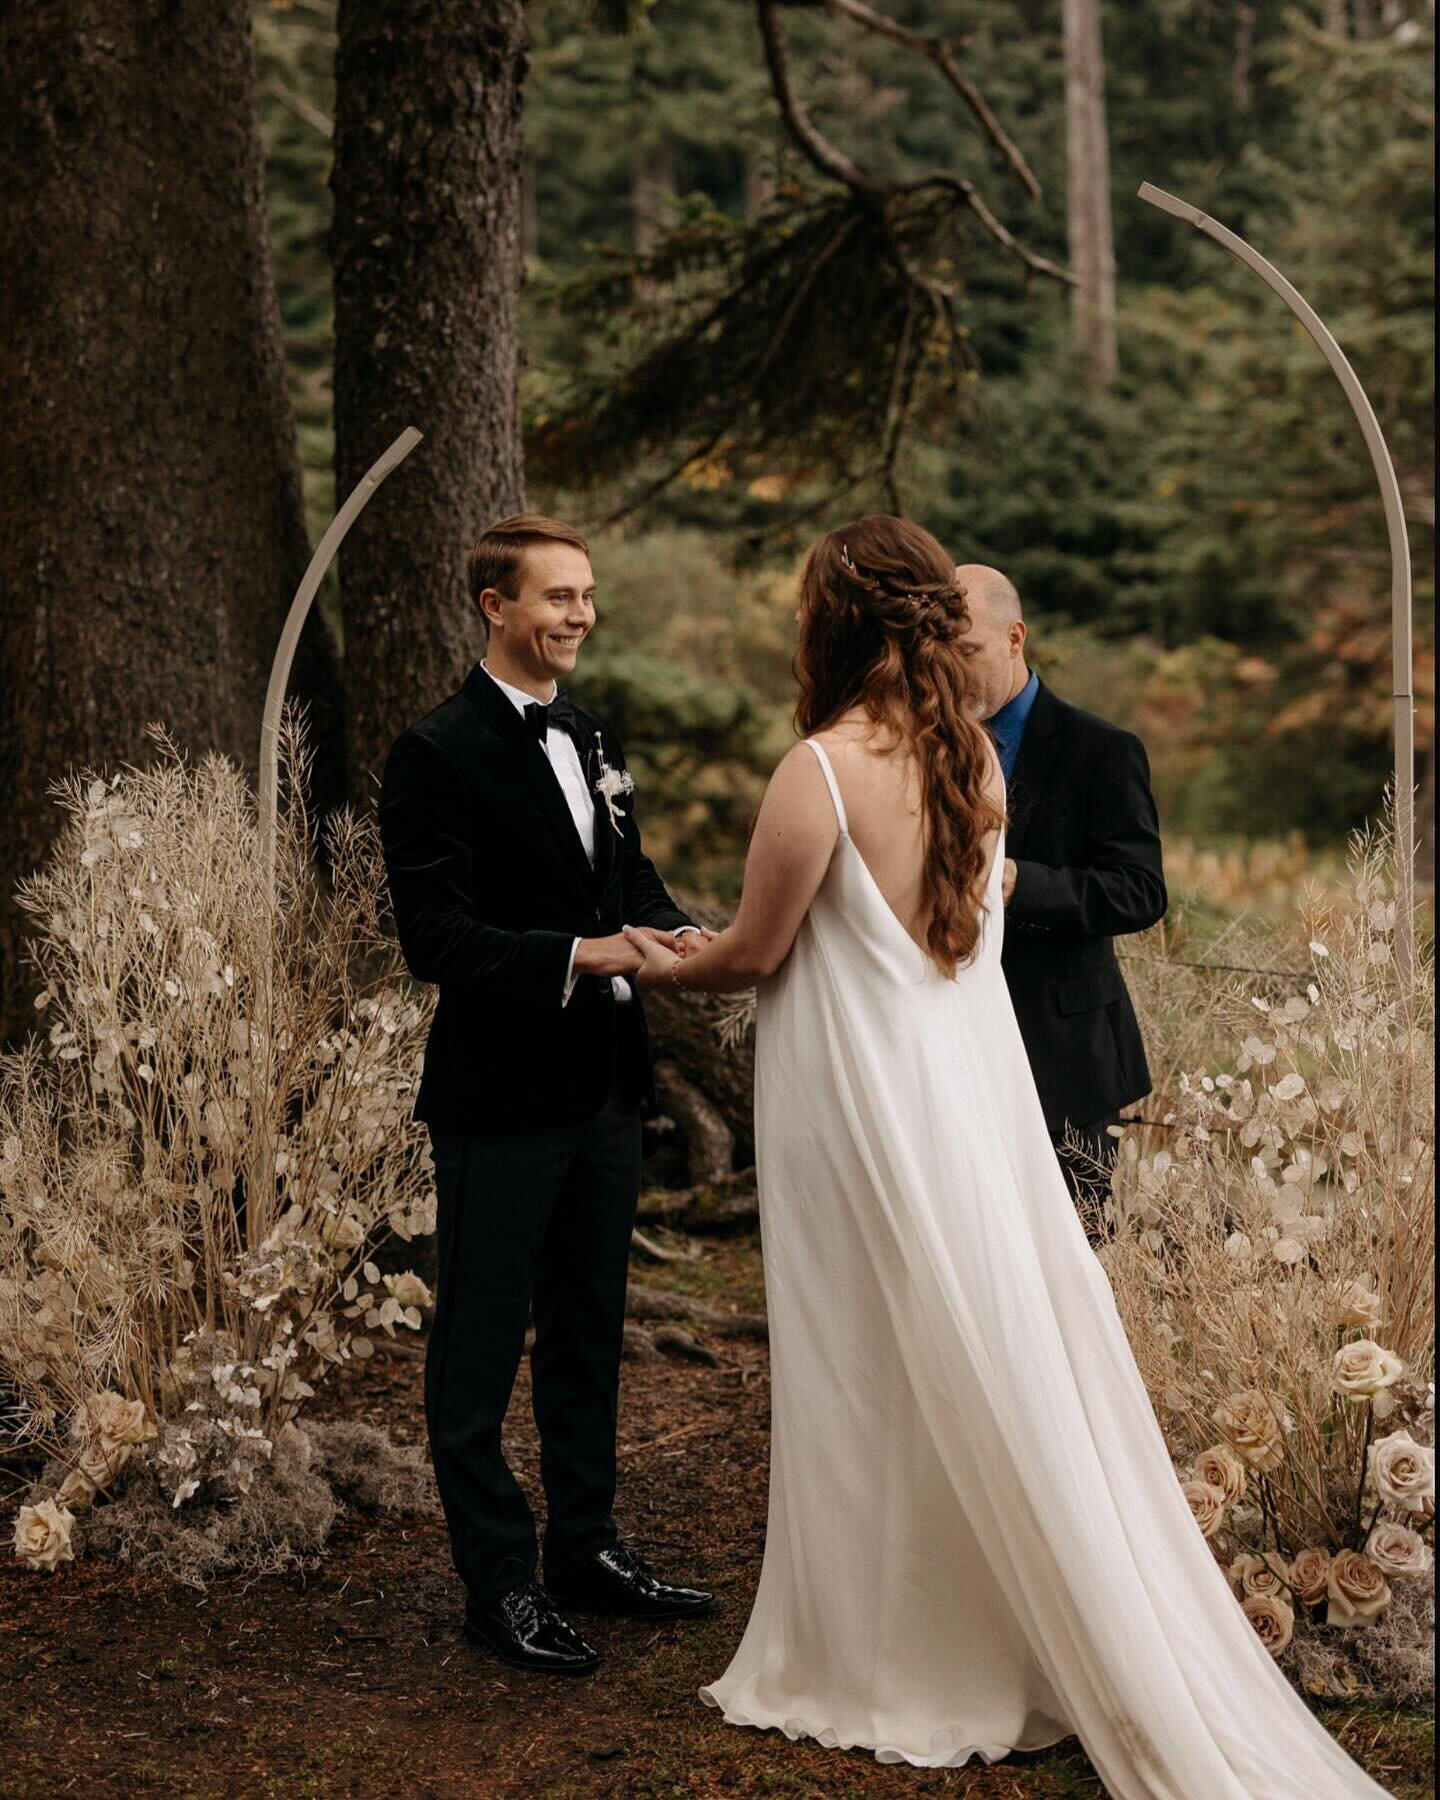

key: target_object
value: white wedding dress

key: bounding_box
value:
[699,739,1389,1798]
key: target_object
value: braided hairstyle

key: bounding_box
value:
[794,515,1005,976]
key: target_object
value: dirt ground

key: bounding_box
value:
[1,1232,1433,1799]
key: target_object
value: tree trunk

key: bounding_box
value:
[1232,2,1255,115]
[331,0,528,799]
[1062,0,1118,390]
[631,140,675,257]
[743,149,776,218]
[0,0,313,1036]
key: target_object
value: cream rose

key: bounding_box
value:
[1335,1279,1384,1331]
[320,1212,366,1250]
[1193,1443,1247,1508]
[1182,1479,1227,1538]
[1288,1546,1331,1607]
[1331,1340,1405,1401]
[1241,1593,1294,1657]
[383,1271,433,1311]
[1367,1430,1435,1515]
[1325,1550,1391,1626]
[1365,1521,1433,1581]
[55,1468,97,1510]
[1229,1550,1290,1601]
[78,1390,155,1449]
[12,1499,76,1570]
[1212,1390,1293,1472]
[75,1436,131,1492]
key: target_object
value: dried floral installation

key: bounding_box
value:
[3,717,436,1577]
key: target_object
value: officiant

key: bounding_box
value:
[957,565,1168,1242]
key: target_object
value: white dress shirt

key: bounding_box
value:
[482,662,693,1007]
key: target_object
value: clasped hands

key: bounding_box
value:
[573,925,716,986]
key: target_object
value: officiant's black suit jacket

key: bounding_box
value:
[1000,679,1167,1134]
[378,664,693,1136]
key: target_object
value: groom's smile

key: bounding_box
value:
[478,539,597,696]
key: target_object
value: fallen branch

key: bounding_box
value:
[636,1168,759,1235]
[630,1225,702,1264]
[627,1281,768,1340]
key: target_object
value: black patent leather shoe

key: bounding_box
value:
[545,1543,715,1620]
[462,1579,601,1675]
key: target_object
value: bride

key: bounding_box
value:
[622,516,1390,1797]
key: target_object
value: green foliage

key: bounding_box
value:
[255,0,1434,869]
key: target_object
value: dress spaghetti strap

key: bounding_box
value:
[803,738,849,835]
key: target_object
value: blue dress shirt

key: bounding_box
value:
[988,669,1040,784]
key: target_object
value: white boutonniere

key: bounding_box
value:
[592,732,634,836]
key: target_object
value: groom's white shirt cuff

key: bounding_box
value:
[562,928,699,1009]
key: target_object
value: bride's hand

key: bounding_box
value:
[622,923,680,988]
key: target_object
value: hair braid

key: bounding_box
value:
[794,515,1004,975]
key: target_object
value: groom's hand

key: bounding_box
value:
[574,932,646,977]
[675,927,717,957]
[631,927,686,955]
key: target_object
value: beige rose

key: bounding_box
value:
[1212,1390,1293,1472]
[78,1390,155,1449]
[1241,1593,1295,1657]
[1229,1550,1290,1601]
[1325,1550,1391,1626]
[1194,1443,1247,1508]
[12,1499,76,1570]
[1367,1430,1435,1515]
[1288,1546,1331,1607]
[55,1468,97,1511]
[320,1212,366,1251]
[1331,1340,1405,1401]
[383,1271,433,1311]
[1365,1521,1433,1581]
[75,1436,131,1492]
[1335,1279,1384,1331]
[1181,1479,1227,1538]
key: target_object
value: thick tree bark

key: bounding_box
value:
[1062,0,1118,390]
[331,0,528,799]
[0,1,313,1035]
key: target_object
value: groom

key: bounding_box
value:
[958,564,1167,1241]
[379,514,714,1676]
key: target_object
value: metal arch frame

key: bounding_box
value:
[1137,182,1416,982]
[257,425,424,895]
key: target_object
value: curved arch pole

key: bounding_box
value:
[257,426,424,897]
[1137,183,1416,983]
[245,426,422,1262]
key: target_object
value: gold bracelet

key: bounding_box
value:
[669,955,686,988]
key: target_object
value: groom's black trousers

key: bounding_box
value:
[425,1079,642,1603]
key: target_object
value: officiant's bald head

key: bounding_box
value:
[956,563,1029,719]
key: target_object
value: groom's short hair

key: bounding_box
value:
[467,514,590,610]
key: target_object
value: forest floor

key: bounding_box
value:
[0,1228,1433,1800]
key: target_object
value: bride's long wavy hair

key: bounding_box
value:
[794,515,1004,976]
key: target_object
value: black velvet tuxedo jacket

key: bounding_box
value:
[378,664,693,1136]
[999,679,1167,1134]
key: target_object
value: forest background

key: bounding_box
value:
[1,0,1433,1008]
[261,0,1434,904]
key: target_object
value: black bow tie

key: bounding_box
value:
[524,692,581,746]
